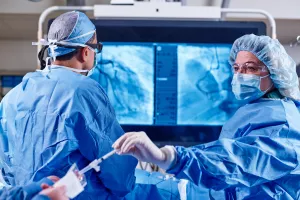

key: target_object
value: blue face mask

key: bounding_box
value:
[93,49,99,67]
[88,49,99,77]
[231,73,272,103]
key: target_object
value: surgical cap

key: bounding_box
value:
[47,11,96,57]
[229,34,300,100]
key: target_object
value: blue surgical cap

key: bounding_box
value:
[47,11,96,57]
[229,34,300,100]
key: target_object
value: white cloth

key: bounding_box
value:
[54,165,85,199]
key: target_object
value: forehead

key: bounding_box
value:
[235,51,260,63]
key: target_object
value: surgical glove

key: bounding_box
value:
[112,132,177,170]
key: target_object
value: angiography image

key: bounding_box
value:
[89,43,154,125]
[177,44,242,125]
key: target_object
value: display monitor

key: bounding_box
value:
[90,20,266,127]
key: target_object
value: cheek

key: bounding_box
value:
[89,54,95,66]
[260,77,272,91]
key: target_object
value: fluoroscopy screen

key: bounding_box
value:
[89,42,242,125]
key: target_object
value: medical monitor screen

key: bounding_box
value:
[91,42,241,125]
[90,20,266,126]
[90,44,154,125]
[177,44,236,125]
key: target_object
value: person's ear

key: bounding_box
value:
[80,46,90,62]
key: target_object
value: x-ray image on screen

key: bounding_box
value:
[177,44,242,125]
[90,44,154,125]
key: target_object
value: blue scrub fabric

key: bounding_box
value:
[126,169,181,200]
[0,67,137,199]
[0,177,52,200]
[168,98,300,200]
[126,169,208,200]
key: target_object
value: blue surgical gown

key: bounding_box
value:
[127,169,181,200]
[127,169,208,200]
[167,98,300,199]
[0,177,53,200]
[0,67,137,199]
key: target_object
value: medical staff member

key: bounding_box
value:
[0,176,67,200]
[114,34,300,199]
[0,11,137,199]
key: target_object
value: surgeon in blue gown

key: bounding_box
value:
[114,34,300,200]
[0,11,137,199]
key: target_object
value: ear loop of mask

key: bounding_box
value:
[56,66,89,73]
[260,74,274,93]
[258,65,273,93]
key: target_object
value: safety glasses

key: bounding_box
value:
[232,62,268,75]
[56,42,103,53]
[86,42,103,53]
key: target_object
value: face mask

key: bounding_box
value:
[93,49,99,67]
[87,49,99,77]
[87,66,96,77]
[231,73,272,103]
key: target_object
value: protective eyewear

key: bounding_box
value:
[232,62,268,74]
[85,42,103,53]
[56,42,103,53]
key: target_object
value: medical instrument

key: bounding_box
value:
[79,149,117,174]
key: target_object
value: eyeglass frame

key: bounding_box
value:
[85,42,103,53]
[232,61,268,75]
[55,42,103,53]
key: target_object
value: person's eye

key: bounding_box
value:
[247,66,258,72]
[233,67,239,72]
[232,65,239,72]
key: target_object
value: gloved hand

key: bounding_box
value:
[112,131,176,170]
